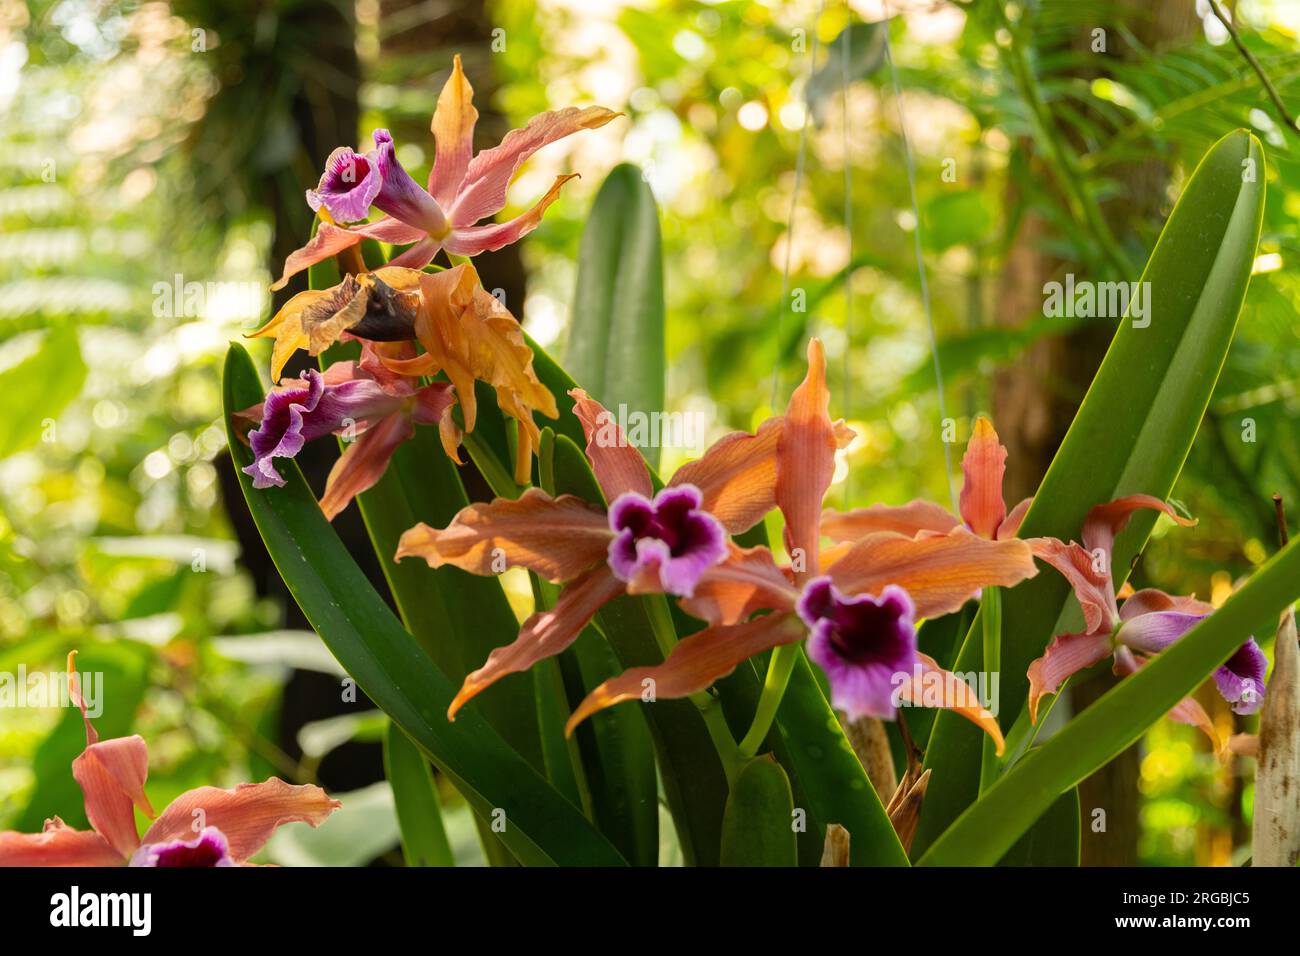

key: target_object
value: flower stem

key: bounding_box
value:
[979,586,1002,793]
[738,643,801,759]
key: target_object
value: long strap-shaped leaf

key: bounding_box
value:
[914,129,1266,854]
[918,537,1300,865]
[222,343,625,866]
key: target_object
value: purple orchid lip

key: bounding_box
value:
[1215,638,1267,715]
[606,484,727,598]
[307,146,383,224]
[798,577,918,721]
[242,367,404,489]
[370,129,450,237]
[129,826,236,868]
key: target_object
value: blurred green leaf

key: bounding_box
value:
[0,327,86,460]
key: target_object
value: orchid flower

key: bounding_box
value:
[248,263,557,486]
[0,655,339,867]
[1026,495,1267,750]
[564,343,1040,746]
[394,379,797,719]
[271,55,619,291]
[821,415,1031,544]
[235,341,457,520]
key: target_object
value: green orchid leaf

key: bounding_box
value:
[222,343,624,867]
[0,327,86,460]
[383,721,455,867]
[564,163,665,470]
[919,535,1300,866]
[915,129,1267,855]
[997,786,1080,867]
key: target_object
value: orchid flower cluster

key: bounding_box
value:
[231,55,1261,764]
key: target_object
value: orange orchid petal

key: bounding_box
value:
[396,487,610,582]
[899,653,1005,756]
[679,542,799,626]
[776,338,845,582]
[1026,630,1114,723]
[444,174,581,256]
[958,416,1008,538]
[140,778,341,864]
[569,388,652,501]
[820,499,959,541]
[0,817,123,867]
[1030,537,1118,634]
[669,418,783,534]
[428,54,479,209]
[996,496,1033,540]
[450,566,624,719]
[270,221,363,292]
[1083,493,1196,557]
[66,655,153,858]
[565,611,805,735]
[826,529,1038,620]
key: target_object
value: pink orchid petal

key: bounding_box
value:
[996,496,1033,540]
[270,222,364,291]
[444,174,577,256]
[1026,630,1114,723]
[1030,537,1118,633]
[668,418,783,534]
[0,817,123,867]
[568,387,652,501]
[449,566,624,720]
[958,416,1008,538]
[140,779,340,864]
[449,106,619,226]
[386,236,441,270]
[352,216,429,245]
[679,543,799,626]
[898,654,1005,755]
[1082,493,1196,558]
[318,411,414,521]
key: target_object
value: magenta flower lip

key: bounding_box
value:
[798,577,917,721]
[129,826,236,868]
[607,484,727,598]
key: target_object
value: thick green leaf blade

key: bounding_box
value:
[564,163,665,469]
[915,129,1267,855]
[919,536,1300,866]
[384,721,455,867]
[720,756,797,866]
[222,343,624,866]
[997,786,1079,867]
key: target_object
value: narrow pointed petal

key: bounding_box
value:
[821,499,959,541]
[669,418,782,534]
[67,660,152,858]
[396,487,610,582]
[428,54,479,208]
[1030,537,1118,633]
[996,496,1034,540]
[319,412,415,521]
[1082,493,1196,557]
[0,818,122,867]
[451,567,624,719]
[270,222,364,292]
[776,338,843,582]
[898,654,1005,755]
[450,106,620,226]
[569,388,652,501]
[679,543,798,626]
[444,174,578,256]
[958,416,1008,538]
[386,236,441,270]
[139,779,340,864]
[565,611,805,735]
[1026,630,1114,723]
[826,529,1038,620]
